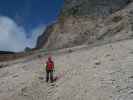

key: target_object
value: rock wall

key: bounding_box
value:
[36,0,133,49]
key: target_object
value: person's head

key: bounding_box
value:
[48,56,52,61]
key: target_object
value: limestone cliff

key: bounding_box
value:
[36,0,133,49]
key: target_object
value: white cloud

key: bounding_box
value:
[27,25,45,48]
[0,16,45,52]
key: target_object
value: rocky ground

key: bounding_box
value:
[0,39,133,100]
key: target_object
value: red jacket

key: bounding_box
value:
[46,60,54,70]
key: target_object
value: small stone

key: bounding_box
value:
[129,76,133,79]
[84,89,88,93]
[20,87,28,96]
[57,97,60,100]
[93,66,97,68]
[0,65,3,68]
[106,54,111,57]
[12,75,19,78]
[38,76,44,80]
[95,61,101,65]
[110,58,114,61]
[129,51,133,54]
[68,49,73,53]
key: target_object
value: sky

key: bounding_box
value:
[0,0,64,52]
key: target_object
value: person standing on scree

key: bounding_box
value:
[46,56,54,83]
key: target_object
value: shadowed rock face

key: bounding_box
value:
[36,24,55,49]
[36,0,133,50]
[61,0,130,17]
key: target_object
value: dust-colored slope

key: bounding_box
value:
[0,39,133,100]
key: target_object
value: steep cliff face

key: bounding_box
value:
[36,0,133,49]
[61,0,130,17]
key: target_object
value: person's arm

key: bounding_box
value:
[45,62,48,71]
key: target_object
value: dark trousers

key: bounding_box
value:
[46,70,53,82]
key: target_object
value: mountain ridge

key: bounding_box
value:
[36,0,133,50]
